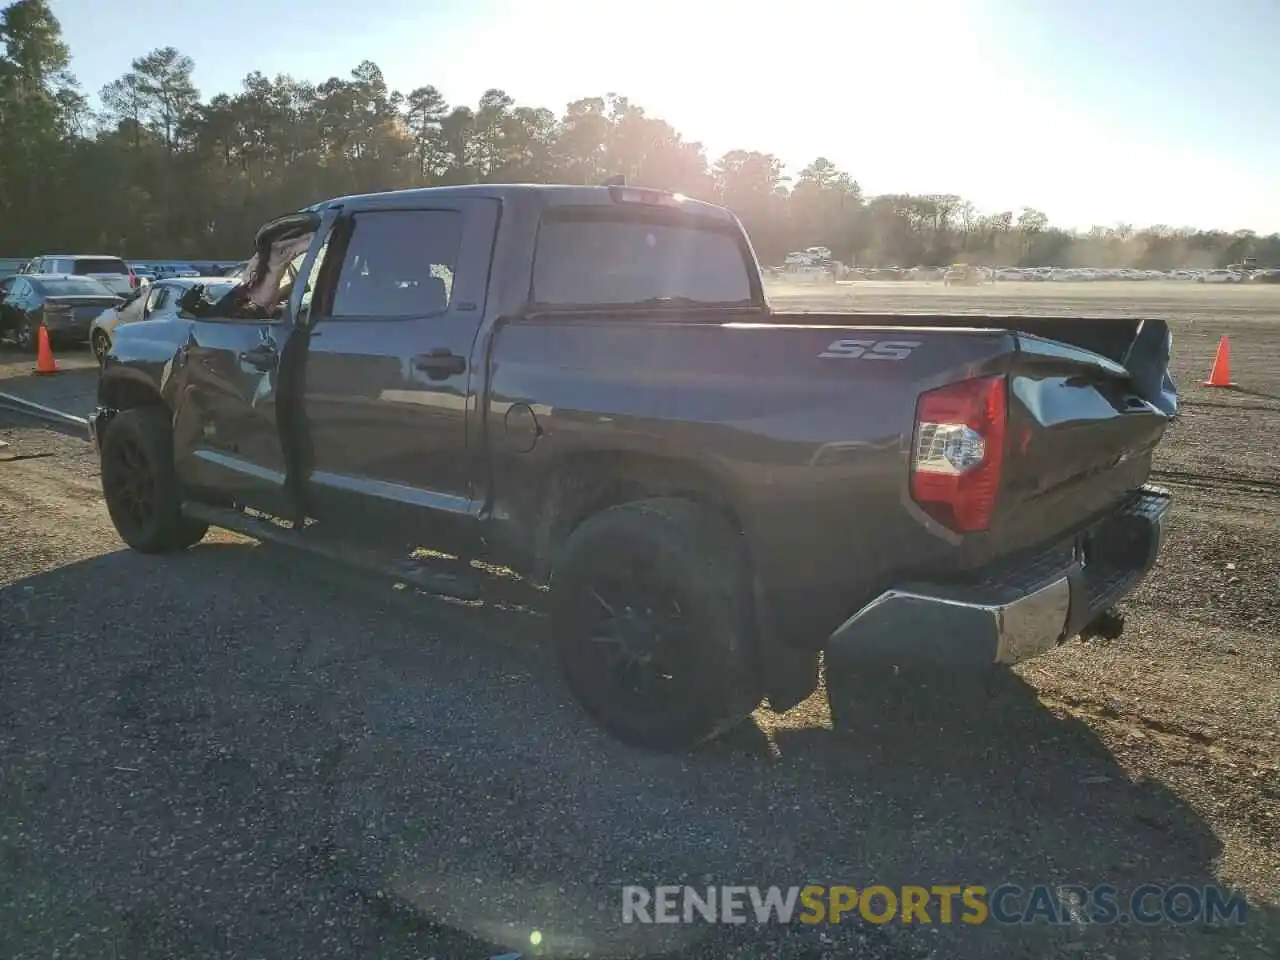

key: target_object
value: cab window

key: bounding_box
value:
[328,209,460,318]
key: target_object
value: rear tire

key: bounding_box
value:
[550,498,762,751]
[100,406,208,553]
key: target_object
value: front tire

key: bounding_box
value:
[92,329,110,365]
[550,498,762,751]
[14,317,37,352]
[100,406,208,553]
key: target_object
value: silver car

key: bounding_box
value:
[90,277,236,364]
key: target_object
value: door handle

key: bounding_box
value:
[239,344,276,371]
[413,349,466,380]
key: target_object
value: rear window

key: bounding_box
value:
[39,278,115,296]
[531,213,754,306]
[73,257,128,275]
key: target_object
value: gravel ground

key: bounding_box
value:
[1,283,1278,959]
[0,342,96,381]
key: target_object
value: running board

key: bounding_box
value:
[181,501,490,602]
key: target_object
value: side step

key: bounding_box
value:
[181,501,500,604]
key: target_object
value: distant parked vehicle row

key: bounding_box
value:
[128,264,157,286]
[127,260,242,279]
[154,263,200,279]
[0,253,258,358]
[1196,269,1247,284]
[20,254,137,296]
[0,253,245,356]
[0,258,28,279]
[830,264,1280,283]
[0,273,123,349]
[942,263,989,286]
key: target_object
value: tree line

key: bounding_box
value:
[1,0,1276,270]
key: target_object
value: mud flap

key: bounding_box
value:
[753,577,822,711]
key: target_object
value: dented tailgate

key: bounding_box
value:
[991,324,1174,555]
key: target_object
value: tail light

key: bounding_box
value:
[129,269,138,288]
[910,374,1007,532]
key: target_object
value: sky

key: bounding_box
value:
[47,0,1280,233]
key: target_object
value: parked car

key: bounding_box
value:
[0,273,123,349]
[908,266,945,281]
[21,254,137,296]
[217,259,253,280]
[1196,269,1243,284]
[943,263,984,286]
[184,261,241,276]
[90,183,1177,751]
[89,276,237,364]
[149,262,201,280]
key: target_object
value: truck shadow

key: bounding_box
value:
[0,542,1272,960]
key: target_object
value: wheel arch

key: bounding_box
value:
[98,367,167,414]
[532,449,753,582]
[531,449,821,713]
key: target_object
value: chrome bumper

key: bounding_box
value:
[828,487,1172,665]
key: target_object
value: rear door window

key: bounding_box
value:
[532,212,754,306]
[328,210,461,318]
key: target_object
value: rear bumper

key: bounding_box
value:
[828,486,1171,665]
[43,317,92,338]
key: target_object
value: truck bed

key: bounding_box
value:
[488,309,1176,641]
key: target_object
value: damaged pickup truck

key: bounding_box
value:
[90,183,1177,750]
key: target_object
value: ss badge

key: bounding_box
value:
[817,339,923,361]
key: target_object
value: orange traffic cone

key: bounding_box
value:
[1202,335,1236,388]
[33,324,58,376]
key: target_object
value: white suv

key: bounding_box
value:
[23,254,136,296]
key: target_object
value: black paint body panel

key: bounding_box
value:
[96,185,1177,648]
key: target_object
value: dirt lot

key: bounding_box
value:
[0,342,96,382]
[0,281,1276,959]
